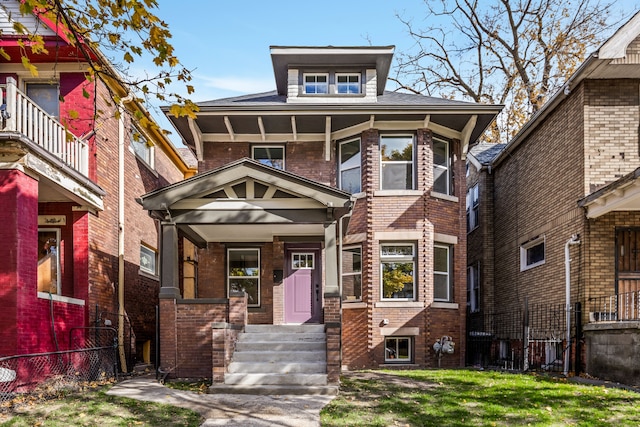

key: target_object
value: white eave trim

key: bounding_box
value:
[583,179,640,218]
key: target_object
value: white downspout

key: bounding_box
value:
[118,95,133,373]
[564,234,581,377]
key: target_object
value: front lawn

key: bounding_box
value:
[321,370,640,427]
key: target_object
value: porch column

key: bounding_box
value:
[160,221,181,299]
[324,220,341,383]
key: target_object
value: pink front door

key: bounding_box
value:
[284,246,320,323]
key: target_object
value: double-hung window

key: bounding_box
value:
[131,125,155,168]
[467,262,480,312]
[228,248,260,307]
[380,135,414,190]
[433,138,451,194]
[303,73,328,94]
[342,246,362,301]
[336,73,360,94]
[467,184,479,231]
[339,138,361,193]
[434,244,452,301]
[521,236,545,271]
[252,145,285,170]
[381,243,415,300]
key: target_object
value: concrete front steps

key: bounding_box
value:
[208,324,338,395]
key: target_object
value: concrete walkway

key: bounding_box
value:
[106,376,335,427]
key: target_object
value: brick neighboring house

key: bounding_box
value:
[0,1,194,369]
[466,12,640,384]
[141,45,501,388]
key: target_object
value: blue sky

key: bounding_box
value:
[136,0,640,146]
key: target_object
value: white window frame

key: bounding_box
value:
[339,137,361,193]
[380,134,415,190]
[434,243,452,302]
[384,336,412,363]
[467,262,480,312]
[38,228,61,294]
[292,252,314,270]
[336,73,361,94]
[341,245,362,301]
[380,243,416,301]
[520,236,545,271]
[252,145,285,170]
[303,73,329,94]
[140,243,158,276]
[228,248,261,307]
[130,124,155,169]
[433,137,451,195]
[467,183,479,232]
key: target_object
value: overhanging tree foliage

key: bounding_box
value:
[2,0,198,120]
[393,0,622,142]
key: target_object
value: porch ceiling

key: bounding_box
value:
[580,168,640,218]
[183,223,324,242]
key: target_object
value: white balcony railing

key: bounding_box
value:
[1,77,89,176]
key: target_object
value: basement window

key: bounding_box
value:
[385,337,412,363]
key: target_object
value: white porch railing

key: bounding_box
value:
[1,77,89,176]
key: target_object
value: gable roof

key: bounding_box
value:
[492,11,640,167]
[468,142,506,171]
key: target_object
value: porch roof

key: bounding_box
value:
[579,167,640,218]
[140,158,355,244]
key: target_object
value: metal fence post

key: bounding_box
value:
[523,297,529,371]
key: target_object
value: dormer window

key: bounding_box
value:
[304,73,328,94]
[336,73,360,94]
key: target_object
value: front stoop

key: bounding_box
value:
[208,324,338,395]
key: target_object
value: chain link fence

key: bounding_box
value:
[0,327,118,407]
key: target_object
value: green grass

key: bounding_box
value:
[321,369,640,427]
[0,386,202,427]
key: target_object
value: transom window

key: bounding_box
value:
[37,229,60,294]
[342,246,362,301]
[140,243,158,276]
[303,73,328,94]
[433,137,451,194]
[381,243,415,300]
[434,244,452,301]
[336,73,360,94]
[292,253,314,269]
[339,138,361,193]
[385,337,412,363]
[228,248,260,307]
[521,236,545,271]
[252,146,285,170]
[380,135,414,190]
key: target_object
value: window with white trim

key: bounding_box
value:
[140,243,158,276]
[342,246,362,301]
[303,73,328,94]
[339,138,361,193]
[521,236,545,271]
[381,243,415,300]
[433,137,451,194]
[228,248,260,307]
[385,337,412,363]
[467,262,480,312]
[467,184,479,232]
[336,73,360,94]
[380,135,414,190]
[37,229,60,294]
[131,125,155,168]
[252,145,285,170]
[26,82,59,119]
[434,244,452,301]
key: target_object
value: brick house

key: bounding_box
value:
[466,12,640,383]
[0,1,194,369]
[141,45,501,389]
